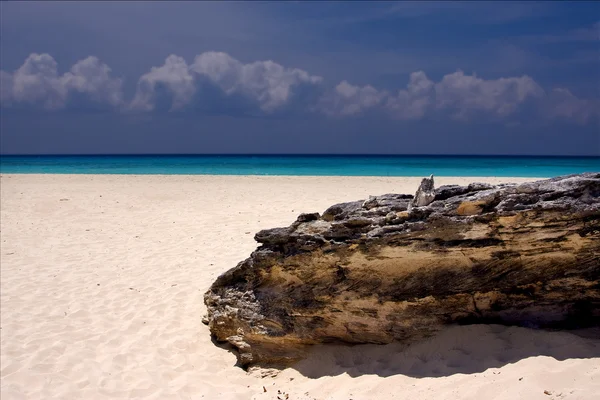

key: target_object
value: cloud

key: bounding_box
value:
[386,71,435,119]
[319,71,435,120]
[61,56,124,108]
[1,52,597,126]
[8,53,67,109]
[130,55,195,112]
[322,70,545,121]
[545,88,600,124]
[0,53,123,110]
[433,71,544,120]
[318,81,387,116]
[130,51,323,113]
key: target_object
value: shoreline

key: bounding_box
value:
[1,173,544,179]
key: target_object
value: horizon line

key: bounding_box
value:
[1,154,599,158]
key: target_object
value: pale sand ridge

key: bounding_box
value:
[1,174,598,399]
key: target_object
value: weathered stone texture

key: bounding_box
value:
[204,173,600,367]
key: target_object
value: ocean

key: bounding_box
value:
[0,155,599,177]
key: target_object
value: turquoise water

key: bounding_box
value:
[0,155,599,177]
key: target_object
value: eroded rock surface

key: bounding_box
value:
[204,173,600,367]
[409,174,436,209]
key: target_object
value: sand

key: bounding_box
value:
[1,174,598,400]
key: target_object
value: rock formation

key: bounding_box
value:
[204,173,600,368]
[409,174,435,209]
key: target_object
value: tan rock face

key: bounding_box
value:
[204,174,600,368]
[456,200,487,215]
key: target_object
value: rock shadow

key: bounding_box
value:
[291,324,600,379]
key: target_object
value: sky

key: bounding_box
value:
[1,1,599,155]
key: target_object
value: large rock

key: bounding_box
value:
[204,173,600,368]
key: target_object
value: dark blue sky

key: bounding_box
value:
[1,1,599,155]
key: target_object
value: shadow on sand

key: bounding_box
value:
[290,324,600,379]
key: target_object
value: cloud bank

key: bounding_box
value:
[1,54,123,110]
[129,52,323,113]
[1,52,598,124]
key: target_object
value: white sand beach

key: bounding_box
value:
[1,174,598,400]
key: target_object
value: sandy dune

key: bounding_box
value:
[1,174,598,400]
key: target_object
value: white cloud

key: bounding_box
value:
[319,80,387,116]
[191,51,323,112]
[10,53,67,109]
[1,53,123,110]
[190,52,242,94]
[130,55,195,112]
[546,88,600,124]
[131,51,323,113]
[434,70,544,119]
[1,52,597,126]
[62,56,124,107]
[322,70,545,120]
[386,71,434,119]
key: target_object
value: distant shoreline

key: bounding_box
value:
[0,173,543,178]
[1,174,544,180]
